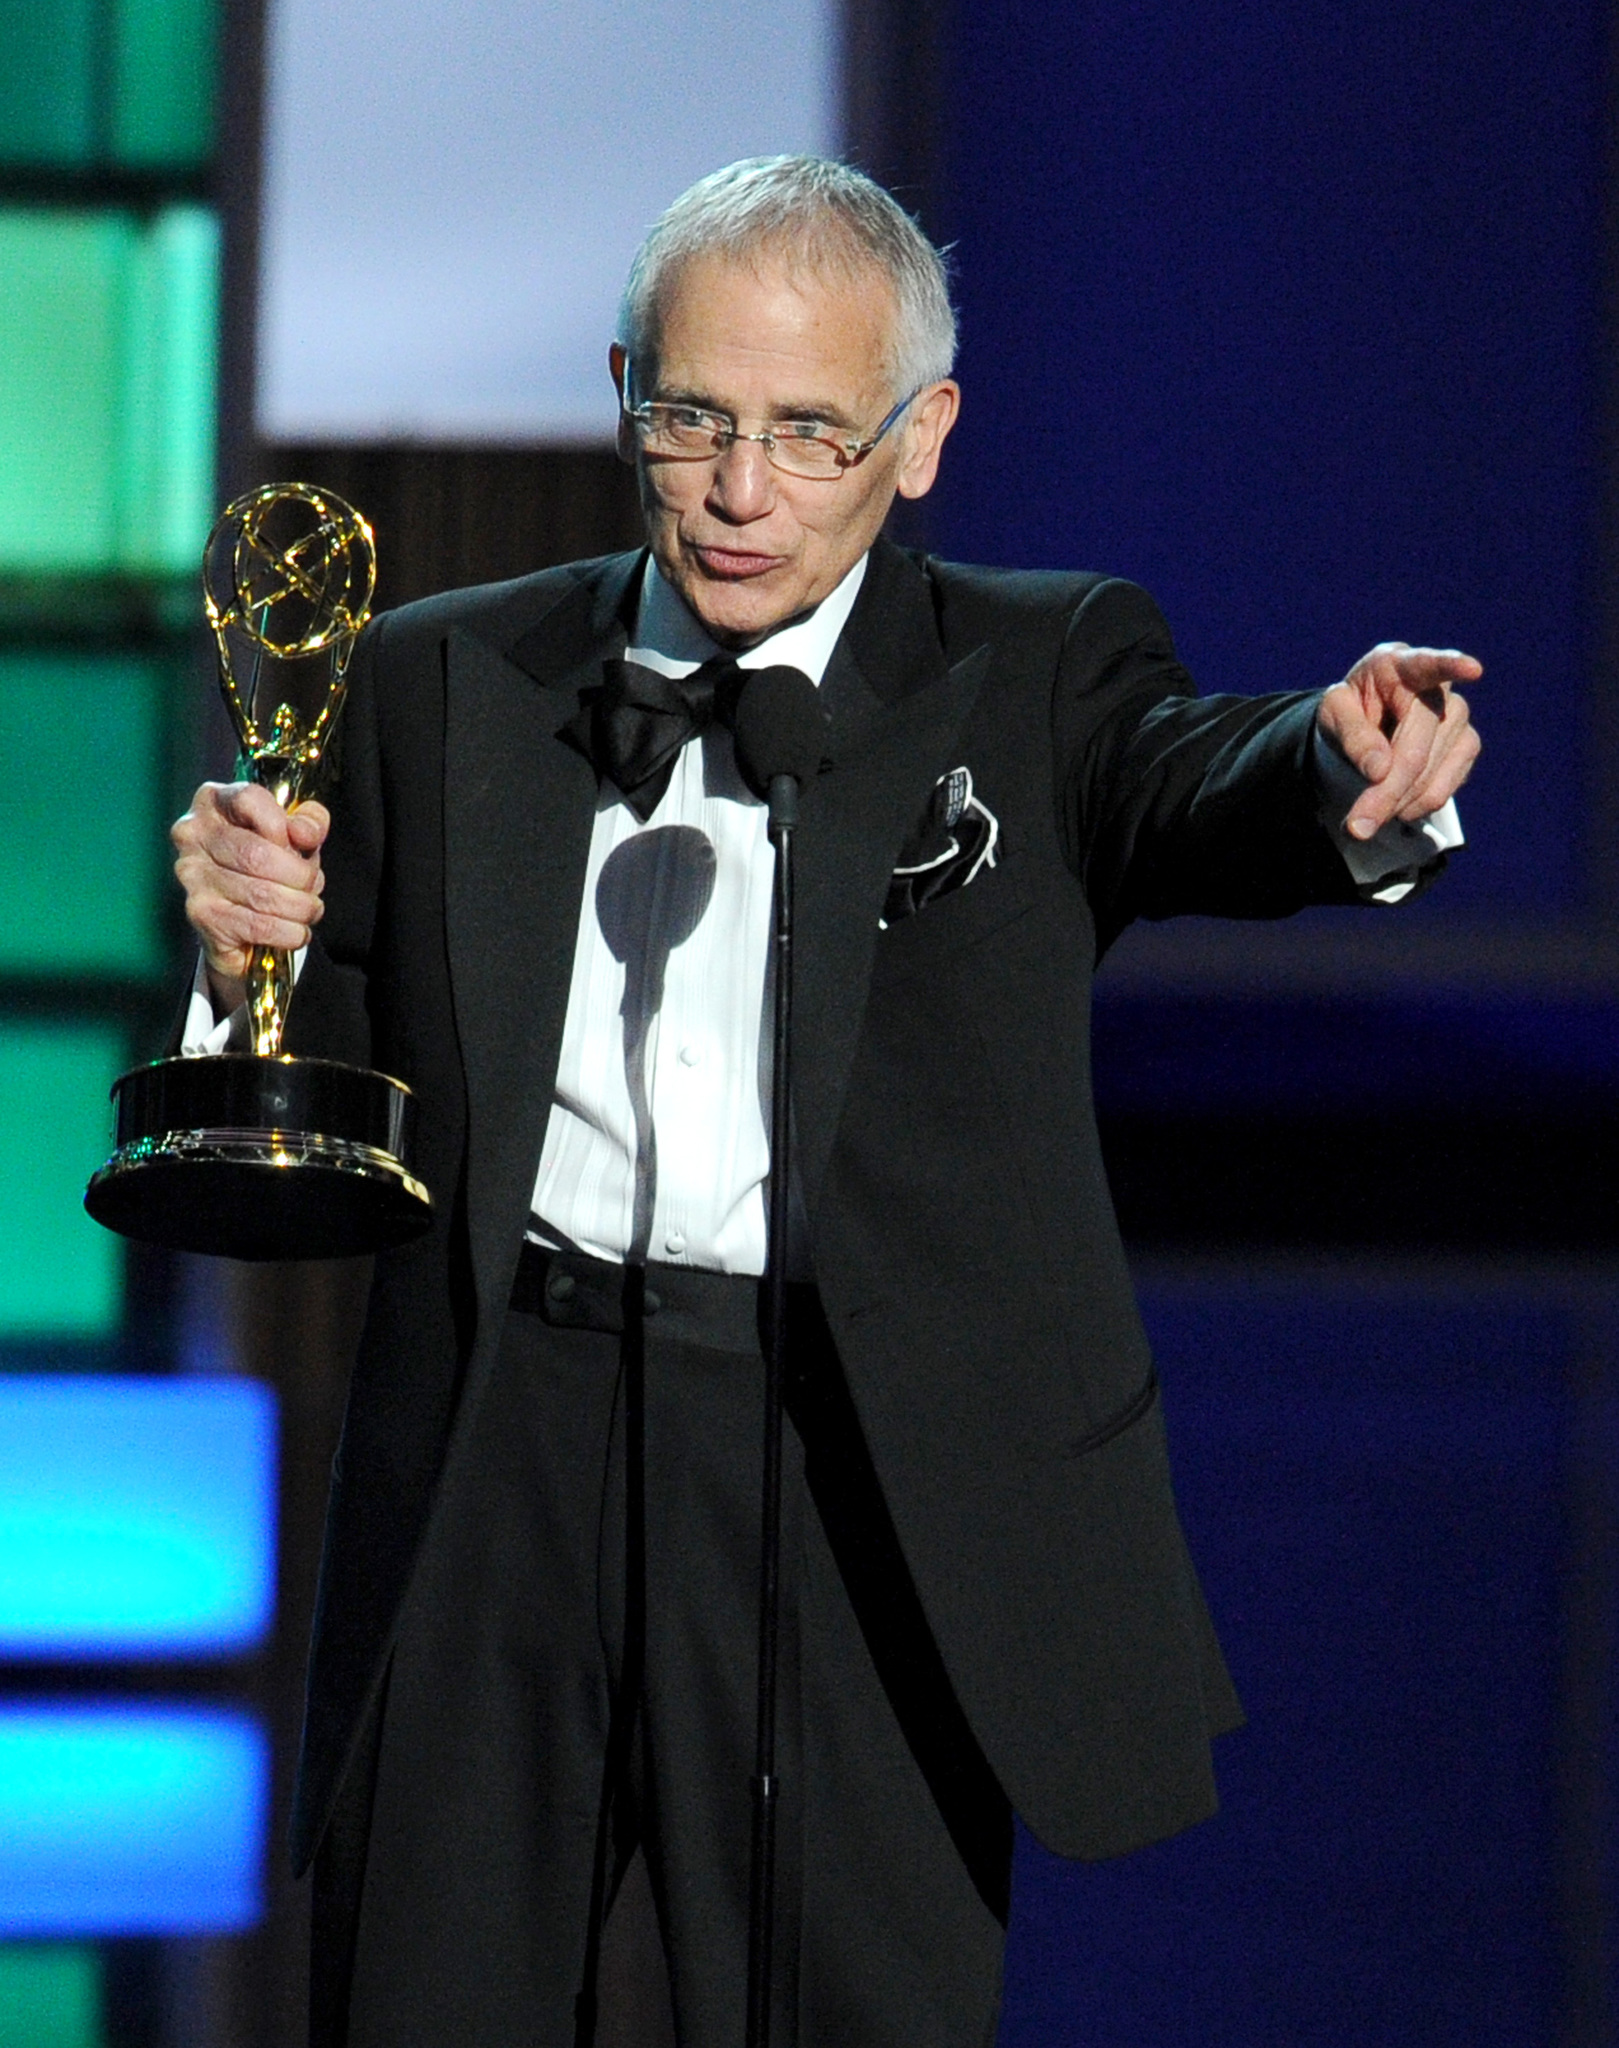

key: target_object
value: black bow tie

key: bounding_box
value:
[590,654,813,820]
[592,654,746,820]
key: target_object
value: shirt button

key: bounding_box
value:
[664,1230,686,1256]
[678,1043,701,1067]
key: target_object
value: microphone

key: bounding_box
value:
[729,660,824,2048]
[730,665,827,828]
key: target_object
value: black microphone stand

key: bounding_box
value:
[746,765,797,2048]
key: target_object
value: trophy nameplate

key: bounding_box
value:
[85,482,433,1261]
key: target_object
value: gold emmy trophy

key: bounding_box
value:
[85,483,434,1260]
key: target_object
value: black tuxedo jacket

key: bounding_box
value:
[284,535,1368,1879]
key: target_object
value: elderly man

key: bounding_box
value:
[173,157,1479,2048]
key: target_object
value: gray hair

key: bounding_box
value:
[617,155,957,399]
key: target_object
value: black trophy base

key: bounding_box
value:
[84,1054,434,1261]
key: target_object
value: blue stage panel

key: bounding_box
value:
[933,0,1599,919]
[1000,1272,1568,2046]
[0,1705,266,1935]
[1091,990,1619,1117]
[0,1379,275,1657]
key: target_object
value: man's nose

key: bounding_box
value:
[706,436,777,520]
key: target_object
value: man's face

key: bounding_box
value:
[613,250,958,647]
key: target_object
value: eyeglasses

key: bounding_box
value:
[622,365,919,482]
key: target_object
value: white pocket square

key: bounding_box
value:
[881,767,1000,928]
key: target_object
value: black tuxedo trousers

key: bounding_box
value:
[331,1265,1008,2048]
[282,539,1370,2037]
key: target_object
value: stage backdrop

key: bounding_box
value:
[251,0,1617,2040]
[256,0,839,440]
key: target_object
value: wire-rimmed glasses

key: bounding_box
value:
[622,365,919,481]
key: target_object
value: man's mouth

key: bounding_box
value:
[690,543,783,580]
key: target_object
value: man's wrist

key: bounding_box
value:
[204,962,247,1021]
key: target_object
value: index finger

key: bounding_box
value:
[1390,648,1483,692]
[218,780,295,846]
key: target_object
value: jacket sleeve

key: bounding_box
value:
[1052,577,1369,956]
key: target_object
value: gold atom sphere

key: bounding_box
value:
[204,482,377,661]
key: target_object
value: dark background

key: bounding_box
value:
[918,4,1619,2040]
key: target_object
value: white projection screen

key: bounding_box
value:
[257,0,841,443]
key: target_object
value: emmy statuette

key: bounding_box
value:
[84,483,434,1260]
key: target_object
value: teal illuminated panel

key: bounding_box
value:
[0,207,219,577]
[113,0,216,168]
[0,1025,123,1340]
[0,0,98,166]
[0,0,213,171]
[115,206,220,572]
[0,216,123,569]
[0,1946,101,2048]
[0,1706,266,1934]
[0,653,165,979]
[0,1378,276,1657]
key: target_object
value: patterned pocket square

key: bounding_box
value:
[881,767,1001,928]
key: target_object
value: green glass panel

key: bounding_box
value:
[0,1947,102,2048]
[0,0,98,166]
[117,205,219,574]
[0,652,166,977]
[0,207,218,577]
[0,213,124,572]
[112,0,216,167]
[0,1023,123,1339]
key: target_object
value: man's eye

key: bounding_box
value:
[667,406,717,430]
[777,419,831,442]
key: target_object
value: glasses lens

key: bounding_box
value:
[766,435,847,479]
[637,406,724,456]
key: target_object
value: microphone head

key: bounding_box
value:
[730,665,828,798]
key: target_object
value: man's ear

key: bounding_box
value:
[895,380,961,501]
[609,343,636,465]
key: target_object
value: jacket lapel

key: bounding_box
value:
[443,552,641,1316]
[793,540,991,1212]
